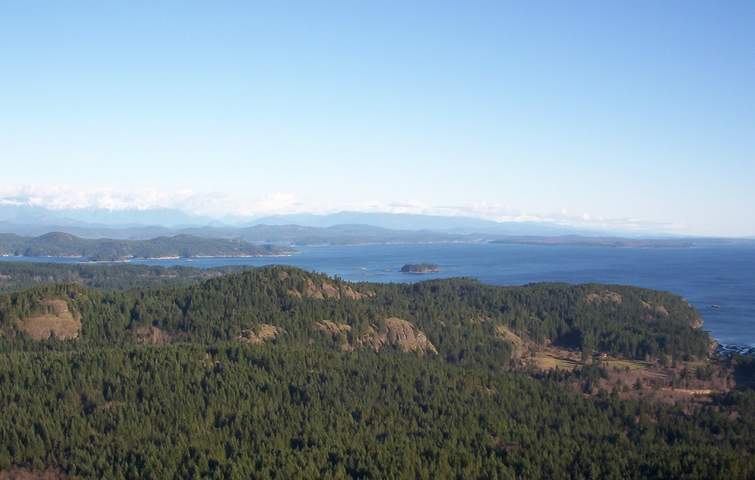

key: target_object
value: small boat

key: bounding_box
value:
[711,304,721,309]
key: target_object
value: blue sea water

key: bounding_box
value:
[3,243,754,347]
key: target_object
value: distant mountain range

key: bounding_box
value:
[186,224,476,245]
[0,205,600,243]
[0,204,589,235]
[0,232,292,261]
[247,212,591,236]
[490,236,697,248]
[0,204,215,228]
[0,204,753,250]
[0,221,473,244]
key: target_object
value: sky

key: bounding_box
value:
[1,1,754,236]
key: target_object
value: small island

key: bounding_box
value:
[400,263,440,274]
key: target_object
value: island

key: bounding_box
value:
[0,232,294,261]
[400,262,440,274]
[489,235,695,248]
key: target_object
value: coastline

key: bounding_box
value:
[716,343,755,357]
[1,244,753,348]
[0,253,296,263]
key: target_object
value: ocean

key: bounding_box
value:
[4,243,754,347]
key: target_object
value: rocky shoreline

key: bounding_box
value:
[716,343,755,357]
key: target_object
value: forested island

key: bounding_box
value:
[0,261,250,292]
[400,263,440,274]
[0,265,752,478]
[0,232,293,261]
[490,236,696,248]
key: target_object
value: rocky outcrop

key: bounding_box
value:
[236,324,282,345]
[314,320,352,335]
[584,291,623,305]
[313,320,354,351]
[17,298,81,341]
[642,301,669,317]
[320,282,340,299]
[290,278,373,301]
[313,318,437,354]
[357,318,437,355]
[655,305,669,317]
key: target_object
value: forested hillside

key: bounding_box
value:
[0,232,292,261]
[0,266,752,479]
[0,261,248,292]
[0,266,709,360]
[1,345,753,479]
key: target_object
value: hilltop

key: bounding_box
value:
[0,266,752,479]
[0,266,711,360]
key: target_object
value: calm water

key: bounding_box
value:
[4,243,754,346]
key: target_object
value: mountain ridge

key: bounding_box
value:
[0,204,593,235]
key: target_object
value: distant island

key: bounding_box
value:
[490,235,695,248]
[0,232,294,261]
[400,263,440,274]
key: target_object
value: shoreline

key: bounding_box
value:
[0,253,295,263]
[716,343,755,357]
[0,247,752,349]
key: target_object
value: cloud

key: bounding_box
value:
[236,193,302,217]
[0,185,304,218]
[0,185,195,211]
[0,184,681,233]
[345,201,682,233]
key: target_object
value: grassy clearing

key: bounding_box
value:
[532,351,581,371]
[603,359,652,370]
[18,298,80,340]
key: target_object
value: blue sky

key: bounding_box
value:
[1,1,754,235]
